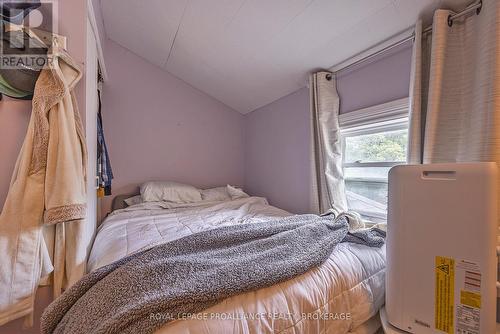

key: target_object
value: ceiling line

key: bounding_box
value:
[275,0,316,36]
[163,0,189,68]
[223,0,248,31]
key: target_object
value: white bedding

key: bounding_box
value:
[88,197,386,334]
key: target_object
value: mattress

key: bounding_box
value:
[88,197,386,334]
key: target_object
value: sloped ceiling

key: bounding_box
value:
[101,0,471,114]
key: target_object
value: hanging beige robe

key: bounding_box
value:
[0,45,87,325]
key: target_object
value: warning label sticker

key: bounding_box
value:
[456,305,480,334]
[435,256,455,334]
[456,260,482,334]
[460,290,481,309]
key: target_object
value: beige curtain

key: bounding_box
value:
[408,0,500,165]
[310,71,348,215]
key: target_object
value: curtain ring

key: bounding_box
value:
[325,73,332,81]
[447,14,453,27]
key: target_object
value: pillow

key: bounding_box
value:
[124,195,142,207]
[227,185,249,199]
[140,181,202,203]
[201,187,231,202]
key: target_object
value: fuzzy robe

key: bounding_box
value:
[0,46,87,326]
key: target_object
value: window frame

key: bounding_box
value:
[338,98,409,221]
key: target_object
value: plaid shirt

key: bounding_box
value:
[97,89,113,195]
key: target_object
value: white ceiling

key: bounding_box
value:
[101,0,471,114]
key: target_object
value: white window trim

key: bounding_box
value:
[339,98,410,222]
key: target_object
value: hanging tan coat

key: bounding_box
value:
[0,46,87,325]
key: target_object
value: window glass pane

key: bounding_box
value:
[345,167,389,207]
[345,168,390,221]
[346,179,388,206]
[344,167,391,181]
[344,129,408,163]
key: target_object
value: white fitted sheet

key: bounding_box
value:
[88,197,386,334]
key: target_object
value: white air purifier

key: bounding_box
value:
[381,163,498,334]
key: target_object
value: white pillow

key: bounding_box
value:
[201,187,231,202]
[124,195,142,206]
[227,185,249,199]
[140,181,202,203]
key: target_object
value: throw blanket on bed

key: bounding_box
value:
[41,214,385,334]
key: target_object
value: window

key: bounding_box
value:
[339,98,409,222]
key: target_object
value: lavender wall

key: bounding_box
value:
[100,40,245,216]
[244,88,311,213]
[244,42,412,213]
[0,99,31,211]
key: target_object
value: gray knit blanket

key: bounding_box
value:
[41,214,385,334]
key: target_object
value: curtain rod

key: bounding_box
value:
[330,0,482,75]
[423,0,482,34]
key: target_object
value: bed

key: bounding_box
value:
[87,195,386,334]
